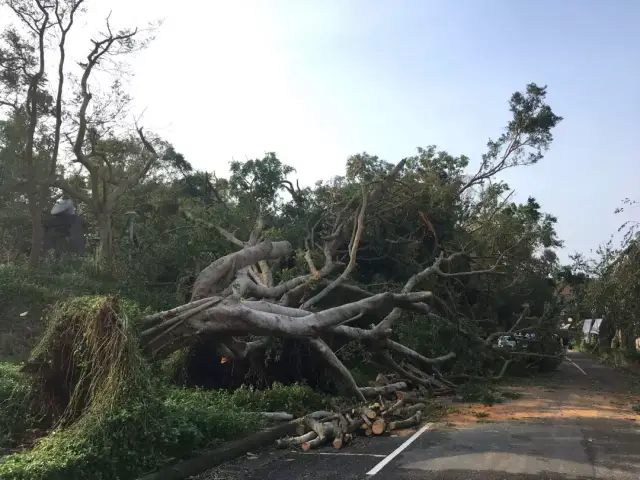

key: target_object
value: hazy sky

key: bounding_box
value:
[2,0,639,262]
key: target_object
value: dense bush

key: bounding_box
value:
[0,363,38,451]
[0,382,328,480]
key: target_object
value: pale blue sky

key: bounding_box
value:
[4,0,639,262]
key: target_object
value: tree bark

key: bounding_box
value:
[28,204,43,268]
[97,212,113,265]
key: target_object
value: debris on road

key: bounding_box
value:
[271,373,450,452]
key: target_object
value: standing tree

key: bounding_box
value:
[0,0,84,267]
[0,0,164,265]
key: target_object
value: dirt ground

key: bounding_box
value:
[442,356,640,428]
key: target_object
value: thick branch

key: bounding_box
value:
[191,241,293,300]
[302,187,368,310]
[307,338,365,402]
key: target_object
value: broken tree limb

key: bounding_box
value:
[301,418,337,451]
[359,382,408,398]
[388,411,422,431]
[259,412,295,421]
[302,187,368,310]
[395,403,426,418]
[307,337,365,402]
[191,241,293,300]
[384,339,456,366]
[276,431,317,448]
[381,398,404,416]
[396,391,429,404]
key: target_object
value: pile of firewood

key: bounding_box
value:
[274,374,450,451]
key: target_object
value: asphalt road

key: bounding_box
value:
[194,352,640,480]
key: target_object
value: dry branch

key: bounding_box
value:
[359,382,408,398]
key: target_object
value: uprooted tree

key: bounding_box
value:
[133,83,565,401]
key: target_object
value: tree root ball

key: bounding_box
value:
[20,295,151,427]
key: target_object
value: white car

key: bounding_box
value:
[497,336,517,349]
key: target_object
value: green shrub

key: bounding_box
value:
[0,383,325,480]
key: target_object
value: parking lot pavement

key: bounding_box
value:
[192,434,408,480]
[194,353,640,480]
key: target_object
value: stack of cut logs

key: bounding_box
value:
[274,375,445,451]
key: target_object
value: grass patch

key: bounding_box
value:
[0,296,331,480]
[0,265,107,362]
[0,363,39,451]
[474,411,490,418]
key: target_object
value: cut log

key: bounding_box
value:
[309,410,335,420]
[359,382,408,398]
[301,418,337,450]
[371,418,386,435]
[395,391,428,403]
[382,398,404,416]
[360,414,373,426]
[276,431,317,448]
[388,411,423,431]
[395,402,425,418]
[364,425,374,437]
[362,407,377,420]
[302,436,326,450]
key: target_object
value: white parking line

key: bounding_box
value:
[567,357,587,375]
[300,452,387,458]
[366,423,433,476]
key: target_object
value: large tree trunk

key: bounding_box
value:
[598,316,616,352]
[28,202,44,268]
[96,212,113,264]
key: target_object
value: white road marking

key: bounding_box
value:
[567,357,588,375]
[300,452,387,458]
[366,423,433,476]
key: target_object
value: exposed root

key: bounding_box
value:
[20,296,152,429]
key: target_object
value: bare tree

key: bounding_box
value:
[48,14,159,263]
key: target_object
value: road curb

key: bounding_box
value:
[137,420,299,480]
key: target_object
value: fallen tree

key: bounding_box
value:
[135,156,563,401]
